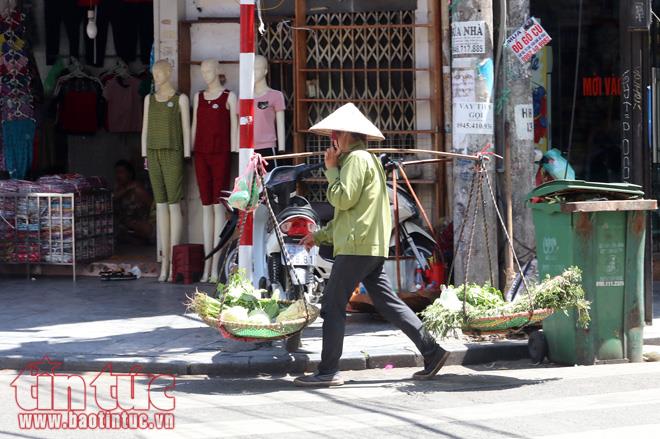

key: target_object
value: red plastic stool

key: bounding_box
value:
[171,244,205,284]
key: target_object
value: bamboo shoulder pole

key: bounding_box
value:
[261,148,501,162]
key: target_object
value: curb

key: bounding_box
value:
[0,340,529,376]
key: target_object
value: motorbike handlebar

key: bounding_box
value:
[379,154,398,172]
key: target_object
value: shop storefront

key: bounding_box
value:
[530,0,655,321]
[1,0,446,279]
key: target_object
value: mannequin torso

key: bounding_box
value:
[253,55,285,152]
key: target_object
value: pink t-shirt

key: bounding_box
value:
[253,89,285,150]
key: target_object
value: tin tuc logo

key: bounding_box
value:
[10,356,176,430]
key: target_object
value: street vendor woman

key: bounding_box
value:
[294,103,449,387]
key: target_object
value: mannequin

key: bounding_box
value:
[191,60,238,283]
[141,60,191,282]
[253,55,285,153]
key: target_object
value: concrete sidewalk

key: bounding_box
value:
[0,277,531,375]
[0,277,657,376]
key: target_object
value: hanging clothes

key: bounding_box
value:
[44,0,84,65]
[2,119,34,179]
[0,125,4,173]
[0,9,36,179]
[119,0,154,64]
[56,76,104,135]
[0,9,35,121]
[103,75,143,133]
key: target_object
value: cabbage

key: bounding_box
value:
[220,306,249,323]
[227,286,245,299]
[276,300,315,323]
[259,299,281,320]
[248,309,272,325]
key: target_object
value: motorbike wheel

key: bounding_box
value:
[395,233,435,260]
[217,239,238,284]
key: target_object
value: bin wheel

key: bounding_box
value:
[285,333,302,353]
[528,330,548,364]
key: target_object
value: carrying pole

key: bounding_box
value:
[261,148,500,162]
[238,0,256,281]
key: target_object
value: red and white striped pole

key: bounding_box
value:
[238,0,255,281]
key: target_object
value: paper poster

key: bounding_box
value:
[505,17,551,63]
[452,69,476,102]
[452,21,486,55]
[514,104,534,140]
[453,102,494,134]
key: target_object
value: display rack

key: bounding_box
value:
[0,190,113,281]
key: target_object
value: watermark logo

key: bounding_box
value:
[11,356,176,431]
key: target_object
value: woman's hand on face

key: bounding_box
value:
[324,144,340,169]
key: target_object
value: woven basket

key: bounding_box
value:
[464,308,554,332]
[217,304,320,340]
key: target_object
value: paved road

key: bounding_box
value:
[2,358,660,438]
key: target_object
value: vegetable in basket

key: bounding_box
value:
[276,300,315,323]
[188,270,319,327]
[220,306,249,323]
[248,309,272,325]
[421,267,590,339]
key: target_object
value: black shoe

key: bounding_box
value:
[412,347,450,380]
[294,371,344,388]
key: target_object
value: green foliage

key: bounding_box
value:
[421,267,591,339]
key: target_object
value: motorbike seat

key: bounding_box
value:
[275,206,320,224]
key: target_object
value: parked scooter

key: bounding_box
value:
[213,161,325,304]
[212,154,438,303]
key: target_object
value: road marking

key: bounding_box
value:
[160,361,660,409]
[536,424,660,438]
[144,387,660,438]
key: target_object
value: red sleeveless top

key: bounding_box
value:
[194,90,231,154]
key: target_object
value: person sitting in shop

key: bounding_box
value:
[113,160,154,245]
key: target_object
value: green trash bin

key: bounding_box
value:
[528,180,657,365]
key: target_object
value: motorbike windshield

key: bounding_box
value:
[265,166,300,188]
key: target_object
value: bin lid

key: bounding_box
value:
[527,180,645,201]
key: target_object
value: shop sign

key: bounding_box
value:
[582,76,621,97]
[504,17,551,63]
[627,0,651,31]
[452,21,486,55]
[514,104,534,141]
[453,102,494,134]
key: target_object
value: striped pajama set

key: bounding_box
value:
[146,93,184,204]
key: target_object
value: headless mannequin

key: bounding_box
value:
[191,60,238,283]
[254,55,285,153]
[141,60,191,282]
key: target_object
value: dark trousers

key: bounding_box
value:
[45,0,84,65]
[318,255,440,375]
[84,0,152,67]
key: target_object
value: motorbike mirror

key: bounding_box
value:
[379,153,391,168]
[379,154,398,171]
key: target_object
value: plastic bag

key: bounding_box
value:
[542,149,575,180]
[228,153,267,212]
[438,286,463,312]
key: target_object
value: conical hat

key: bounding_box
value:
[308,103,385,142]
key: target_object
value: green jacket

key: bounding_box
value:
[313,141,391,257]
